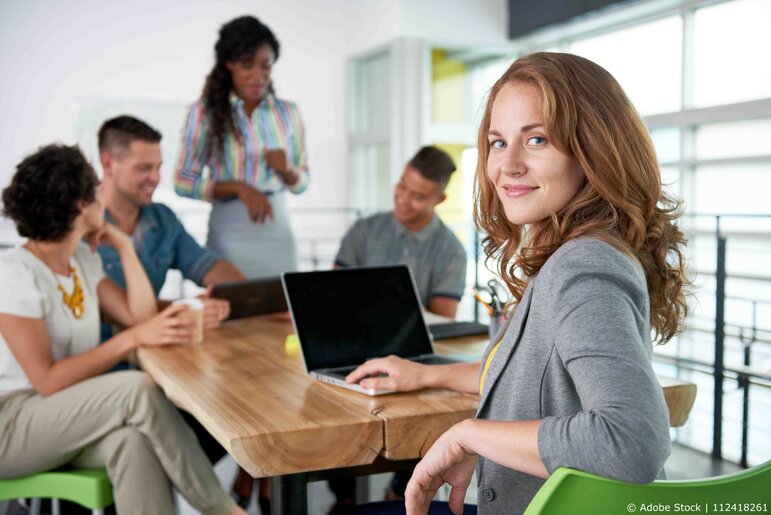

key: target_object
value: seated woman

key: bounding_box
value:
[0,144,246,515]
[346,52,688,515]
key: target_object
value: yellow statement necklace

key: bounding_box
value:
[25,242,86,319]
[56,266,85,319]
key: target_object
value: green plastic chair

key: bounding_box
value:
[524,460,771,514]
[0,468,113,515]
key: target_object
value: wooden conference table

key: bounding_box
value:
[137,316,696,515]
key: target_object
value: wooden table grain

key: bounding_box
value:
[138,317,384,478]
[137,316,479,479]
[137,316,696,513]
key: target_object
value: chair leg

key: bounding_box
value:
[52,498,61,515]
[93,510,105,515]
[30,498,41,515]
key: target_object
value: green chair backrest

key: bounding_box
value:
[0,468,113,510]
[524,460,771,515]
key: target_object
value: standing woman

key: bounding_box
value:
[175,15,309,278]
[346,52,689,515]
[0,144,245,515]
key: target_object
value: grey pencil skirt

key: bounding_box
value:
[207,190,298,279]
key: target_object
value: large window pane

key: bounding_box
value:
[349,144,391,209]
[650,127,681,163]
[660,165,682,199]
[695,119,771,160]
[569,16,682,116]
[693,164,771,215]
[694,0,771,108]
[468,56,512,124]
[351,51,390,137]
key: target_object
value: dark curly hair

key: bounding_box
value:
[2,144,99,242]
[202,15,280,153]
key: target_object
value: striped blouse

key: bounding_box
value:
[174,94,310,201]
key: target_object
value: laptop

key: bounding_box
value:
[282,265,461,395]
[429,321,489,340]
[210,276,287,320]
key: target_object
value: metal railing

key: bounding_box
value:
[677,214,771,466]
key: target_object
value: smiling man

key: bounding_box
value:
[335,146,466,319]
[330,146,467,509]
[96,116,246,468]
[97,116,244,331]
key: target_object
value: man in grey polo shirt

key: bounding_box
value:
[335,146,466,319]
[329,146,466,509]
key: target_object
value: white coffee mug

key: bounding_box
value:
[173,298,204,344]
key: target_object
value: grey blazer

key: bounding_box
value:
[475,238,671,515]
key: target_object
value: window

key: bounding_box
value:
[695,119,771,160]
[569,16,682,116]
[693,0,771,107]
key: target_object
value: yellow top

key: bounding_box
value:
[479,339,503,394]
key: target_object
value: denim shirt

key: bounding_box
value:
[98,203,220,295]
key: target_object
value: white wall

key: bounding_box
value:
[401,0,508,44]
[0,0,349,210]
[0,0,507,218]
[343,0,508,53]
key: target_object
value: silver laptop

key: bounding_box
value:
[282,265,460,395]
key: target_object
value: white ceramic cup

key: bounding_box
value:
[173,298,204,344]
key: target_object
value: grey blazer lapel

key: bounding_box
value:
[476,281,535,416]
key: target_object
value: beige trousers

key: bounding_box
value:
[0,371,234,515]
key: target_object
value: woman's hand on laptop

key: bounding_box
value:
[345,355,428,392]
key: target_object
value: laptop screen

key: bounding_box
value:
[282,265,434,371]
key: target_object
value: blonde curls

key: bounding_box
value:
[474,52,689,344]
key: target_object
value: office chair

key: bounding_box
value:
[0,468,113,515]
[524,460,771,514]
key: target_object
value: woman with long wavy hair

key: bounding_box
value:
[174,15,309,279]
[346,52,689,515]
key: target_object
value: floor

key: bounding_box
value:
[176,457,341,515]
[664,442,744,480]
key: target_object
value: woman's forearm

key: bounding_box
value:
[455,418,548,478]
[116,241,156,322]
[212,181,247,199]
[425,362,481,394]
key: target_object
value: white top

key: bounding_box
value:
[0,243,104,397]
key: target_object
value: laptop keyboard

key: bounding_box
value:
[325,365,358,378]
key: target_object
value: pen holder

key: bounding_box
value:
[489,313,506,341]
